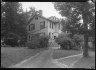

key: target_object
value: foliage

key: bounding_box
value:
[4,38,19,47]
[27,34,50,49]
[24,6,40,22]
[53,1,95,57]
[55,33,74,49]
[38,35,50,48]
[72,34,84,50]
[27,39,40,49]
[1,2,28,46]
[55,33,84,50]
[92,40,95,47]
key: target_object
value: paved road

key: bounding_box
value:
[10,49,65,68]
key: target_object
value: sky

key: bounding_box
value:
[21,2,64,19]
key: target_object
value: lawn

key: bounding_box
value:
[52,49,95,68]
[72,50,95,68]
[52,49,82,59]
[1,47,47,68]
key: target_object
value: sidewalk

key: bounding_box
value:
[53,51,95,68]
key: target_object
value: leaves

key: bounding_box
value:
[53,2,95,57]
[1,2,28,46]
[54,2,95,36]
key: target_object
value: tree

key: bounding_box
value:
[1,2,27,46]
[53,1,95,57]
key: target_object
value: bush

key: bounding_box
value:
[1,44,10,47]
[72,34,83,50]
[90,40,95,51]
[92,39,95,47]
[27,34,40,49]
[55,33,74,50]
[55,33,83,50]
[27,34,50,49]
[38,35,50,48]
[27,39,40,49]
[4,38,19,47]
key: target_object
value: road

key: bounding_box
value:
[10,49,66,68]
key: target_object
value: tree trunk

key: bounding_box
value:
[82,12,90,57]
[83,33,89,57]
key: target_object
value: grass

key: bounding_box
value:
[72,51,95,68]
[52,49,82,59]
[1,47,47,68]
[52,49,95,68]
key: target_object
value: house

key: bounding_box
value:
[27,10,62,42]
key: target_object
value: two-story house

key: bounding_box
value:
[27,10,62,42]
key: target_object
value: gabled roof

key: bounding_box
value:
[27,14,59,25]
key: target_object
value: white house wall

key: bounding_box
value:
[27,15,62,41]
[27,16,49,41]
[27,16,48,33]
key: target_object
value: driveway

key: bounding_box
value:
[10,49,67,68]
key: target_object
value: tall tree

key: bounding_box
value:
[53,1,95,57]
[1,2,28,46]
[1,2,21,37]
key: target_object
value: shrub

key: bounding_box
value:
[92,38,95,47]
[90,39,95,51]
[55,33,74,50]
[4,38,19,47]
[27,34,50,49]
[27,39,40,49]
[1,44,10,47]
[55,33,83,50]
[39,35,50,48]
[27,34,40,49]
[19,36,27,47]
[72,34,83,50]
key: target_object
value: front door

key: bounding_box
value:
[54,36,56,39]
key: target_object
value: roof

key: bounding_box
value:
[28,14,60,25]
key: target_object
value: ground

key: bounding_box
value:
[1,46,82,68]
[53,50,95,68]
[52,49,82,59]
[1,47,47,67]
[73,51,95,68]
[1,42,95,68]
[9,49,62,68]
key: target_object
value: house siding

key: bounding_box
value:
[27,15,62,41]
[27,16,49,41]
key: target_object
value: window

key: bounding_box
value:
[58,24,60,29]
[49,32,51,38]
[50,22,51,28]
[29,24,35,31]
[58,24,59,29]
[54,36,56,39]
[52,23,53,29]
[35,17,38,20]
[29,35,31,40]
[40,21,45,29]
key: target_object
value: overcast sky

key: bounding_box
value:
[21,2,64,18]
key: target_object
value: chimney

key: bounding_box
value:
[39,10,43,16]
